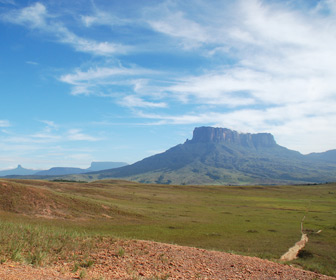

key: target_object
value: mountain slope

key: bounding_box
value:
[86,161,128,171]
[83,127,336,185]
[306,149,336,163]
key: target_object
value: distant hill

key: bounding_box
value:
[306,149,336,163]
[86,161,129,171]
[81,127,336,185]
[34,161,128,176]
[0,165,42,177]
[1,162,128,177]
[34,167,86,176]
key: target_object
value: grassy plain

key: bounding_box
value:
[0,179,335,276]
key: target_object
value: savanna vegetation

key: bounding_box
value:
[0,179,335,276]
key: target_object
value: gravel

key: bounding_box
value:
[0,239,334,280]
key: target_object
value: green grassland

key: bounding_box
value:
[0,179,335,276]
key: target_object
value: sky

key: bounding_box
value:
[0,0,336,170]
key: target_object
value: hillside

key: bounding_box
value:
[79,127,336,185]
[0,179,138,220]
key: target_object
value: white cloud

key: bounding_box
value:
[148,11,209,49]
[26,120,60,141]
[315,0,336,14]
[1,121,100,144]
[57,27,129,56]
[60,67,140,85]
[40,120,58,129]
[81,15,96,27]
[0,120,10,127]
[26,61,39,65]
[166,66,336,107]
[60,66,157,96]
[119,95,167,108]
[81,10,129,28]
[2,2,48,28]
[30,133,61,142]
[136,0,335,116]
[1,3,129,56]
[0,147,94,170]
[67,129,100,141]
[167,69,258,106]
[0,0,15,4]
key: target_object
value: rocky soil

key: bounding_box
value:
[0,239,335,280]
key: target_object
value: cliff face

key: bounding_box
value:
[191,127,276,148]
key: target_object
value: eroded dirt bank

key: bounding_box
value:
[280,233,309,262]
[0,239,335,280]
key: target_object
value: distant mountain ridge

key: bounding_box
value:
[0,165,42,176]
[0,162,128,177]
[87,162,128,171]
[79,127,336,185]
[34,167,86,176]
[306,150,336,164]
[3,127,335,185]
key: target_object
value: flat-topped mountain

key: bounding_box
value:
[191,127,276,148]
[80,127,336,185]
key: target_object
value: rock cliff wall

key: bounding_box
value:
[191,127,276,148]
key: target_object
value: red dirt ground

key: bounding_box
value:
[0,239,335,280]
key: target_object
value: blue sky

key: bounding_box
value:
[0,0,336,170]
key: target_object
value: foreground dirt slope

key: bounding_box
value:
[0,239,335,280]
